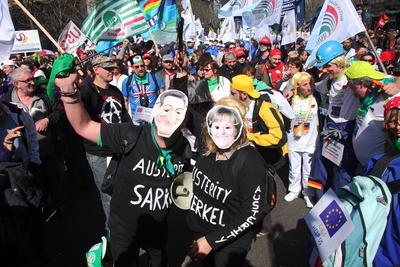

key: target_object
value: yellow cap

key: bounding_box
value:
[232,75,260,99]
[345,61,386,80]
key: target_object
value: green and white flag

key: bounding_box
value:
[82,0,149,43]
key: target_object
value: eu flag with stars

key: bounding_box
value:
[319,200,347,237]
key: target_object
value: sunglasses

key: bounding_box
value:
[134,65,145,69]
[363,59,374,63]
[163,61,173,64]
[19,77,34,83]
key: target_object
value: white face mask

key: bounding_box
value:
[153,90,188,138]
[206,105,243,150]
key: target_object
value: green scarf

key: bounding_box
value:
[357,77,395,118]
[47,53,76,103]
[150,124,180,176]
[207,77,219,93]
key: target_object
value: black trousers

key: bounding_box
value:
[193,246,248,267]
[110,213,168,267]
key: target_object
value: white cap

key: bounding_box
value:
[1,59,15,67]
[186,38,194,43]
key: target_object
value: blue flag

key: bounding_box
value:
[319,200,347,237]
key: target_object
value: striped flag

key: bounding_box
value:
[81,0,149,43]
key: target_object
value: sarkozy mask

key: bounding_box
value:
[206,105,243,150]
[153,90,188,138]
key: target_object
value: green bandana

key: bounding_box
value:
[207,77,219,93]
[150,124,177,176]
[47,53,76,102]
[135,74,149,84]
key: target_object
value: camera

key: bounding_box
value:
[140,94,149,107]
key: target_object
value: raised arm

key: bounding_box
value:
[55,73,101,144]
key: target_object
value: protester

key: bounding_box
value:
[156,54,176,90]
[256,48,285,89]
[110,59,128,91]
[122,55,165,122]
[0,59,15,96]
[54,55,192,266]
[285,72,318,208]
[218,52,242,82]
[186,97,267,267]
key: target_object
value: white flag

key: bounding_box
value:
[58,21,90,55]
[242,0,283,28]
[280,9,296,46]
[220,16,236,43]
[305,0,366,69]
[218,0,259,19]
[0,0,15,61]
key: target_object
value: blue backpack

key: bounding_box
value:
[322,175,392,267]
[366,153,400,267]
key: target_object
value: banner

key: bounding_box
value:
[280,9,296,45]
[81,0,149,43]
[242,0,283,28]
[220,16,236,43]
[305,0,366,69]
[138,0,178,44]
[58,21,90,54]
[11,30,42,54]
[0,0,16,61]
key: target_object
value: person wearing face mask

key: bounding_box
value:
[363,96,400,267]
[285,72,319,208]
[53,55,192,267]
[186,97,267,267]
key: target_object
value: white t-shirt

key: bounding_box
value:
[328,75,359,123]
[110,74,128,92]
[352,95,386,165]
[288,95,319,153]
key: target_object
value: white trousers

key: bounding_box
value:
[288,151,313,196]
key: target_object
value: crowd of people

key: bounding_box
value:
[1,25,400,267]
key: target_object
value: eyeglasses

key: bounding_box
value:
[362,58,374,63]
[134,65,145,69]
[163,61,173,64]
[203,68,212,72]
[18,77,34,83]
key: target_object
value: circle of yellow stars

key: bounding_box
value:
[324,208,344,229]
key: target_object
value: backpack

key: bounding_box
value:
[232,146,277,213]
[320,175,392,267]
[252,93,287,148]
[368,153,400,267]
[101,126,143,196]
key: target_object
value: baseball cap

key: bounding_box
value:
[380,50,396,62]
[142,53,152,59]
[232,75,260,99]
[92,56,117,68]
[186,38,194,43]
[345,61,386,80]
[270,49,282,57]
[162,54,174,62]
[1,59,15,69]
[235,49,246,58]
[384,96,400,118]
[35,76,49,86]
[259,37,272,45]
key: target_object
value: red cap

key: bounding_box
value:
[270,48,282,57]
[142,53,152,59]
[259,37,271,45]
[380,50,396,62]
[384,96,400,118]
[235,49,246,57]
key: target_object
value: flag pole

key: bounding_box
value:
[13,0,65,54]
[364,30,387,74]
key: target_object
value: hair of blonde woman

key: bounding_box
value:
[287,51,299,60]
[202,97,249,156]
[329,55,350,69]
[291,72,313,96]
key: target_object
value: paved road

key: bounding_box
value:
[42,164,311,267]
